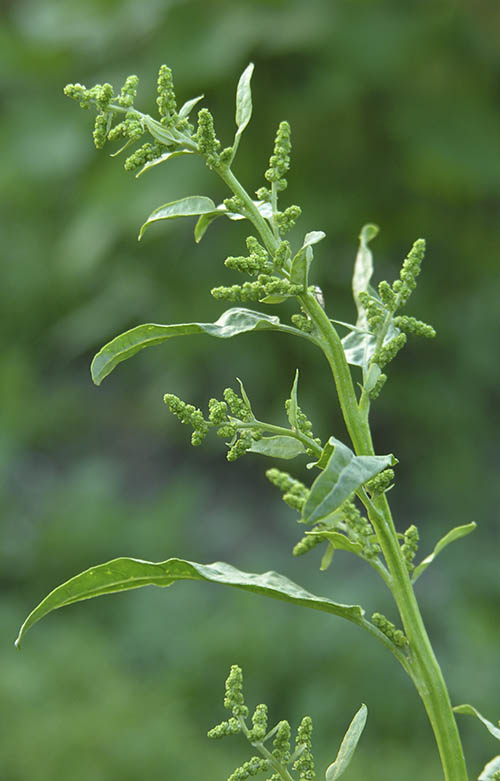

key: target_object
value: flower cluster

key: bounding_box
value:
[265,121,292,192]
[195,107,221,168]
[358,239,435,384]
[371,612,408,649]
[265,468,310,513]
[401,524,419,572]
[208,666,315,781]
[365,468,395,497]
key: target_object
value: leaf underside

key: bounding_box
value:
[479,756,500,780]
[453,704,500,741]
[91,307,300,385]
[15,558,364,647]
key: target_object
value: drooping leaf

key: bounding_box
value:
[178,94,204,120]
[325,704,368,780]
[248,436,305,459]
[138,196,217,239]
[194,200,273,243]
[453,704,500,741]
[312,531,363,557]
[412,522,476,583]
[135,150,195,178]
[91,308,301,385]
[235,63,254,139]
[15,558,365,647]
[341,223,379,369]
[479,756,500,780]
[286,370,300,429]
[320,543,335,571]
[302,437,395,524]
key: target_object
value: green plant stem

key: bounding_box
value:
[215,165,469,781]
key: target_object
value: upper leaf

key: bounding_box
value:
[325,704,368,780]
[235,63,254,138]
[91,307,300,385]
[194,200,272,243]
[15,557,365,647]
[178,94,204,120]
[412,522,476,583]
[302,437,395,524]
[138,196,216,239]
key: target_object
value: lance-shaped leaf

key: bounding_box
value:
[302,437,395,524]
[135,149,194,178]
[341,223,378,369]
[325,704,368,780]
[15,558,365,647]
[248,436,306,459]
[290,231,325,288]
[479,756,500,780]
[91,307,302,385]
[234,63,254,140]
[412,522,476,583]
[286,370,300,429]
[138,196,216,239]
[178,94,204,120]
[453,704,500,741]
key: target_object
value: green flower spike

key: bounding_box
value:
[293,716,315,780]
[372,612,408,648]
[195,107,221,168]
[156,65,177,125]
[401,524,419,572]
[266,468,310,513]
[265,120,292,192]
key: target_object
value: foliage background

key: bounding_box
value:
[2,1,499,778]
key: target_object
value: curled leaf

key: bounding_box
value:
[235,63,254,138]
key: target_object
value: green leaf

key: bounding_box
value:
[135,150,194,178]
[286,370,299,429]
[325,704,368,780]
[91,308,302,385]
[302,437,395,524]
[178,94,204,120]
[248,436,305,459]
[15,558,365,647]
[138,196,216,240]
[194,200,272,243]
[290,233,324,288]
[235,63,254,138]
[412,522,476,583]
[320,543,335,571]
[312,531,363,556]
[341,223,379,369]
[307,439,334,470]
[453,704,500,741]
[479,756,500,780]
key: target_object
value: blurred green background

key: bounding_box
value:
[2,1,500,778]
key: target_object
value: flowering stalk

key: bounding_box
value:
[17,63,500,781]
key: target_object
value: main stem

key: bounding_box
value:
[215,164,468,779]
[303,292,469,781]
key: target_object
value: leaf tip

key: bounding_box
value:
[360,223,379,244]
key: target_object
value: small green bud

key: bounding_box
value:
[368,372,387,400]
[293,715,315,779]
[273,240,291,269]
[156,65,177,123]
[195,108,220,168]
[293,532,324,557]
[365,468,394,497]
[401,524,419,571]
[224,665,248,718]
[276,204,301,234]
[255,186,272,202]
[265,121,291,190]
[378,280,396,309]
[93,113,109,149]
[266,468,310,513]
[272,720,291,765]
[249,703,268,741]
[393,315,436,339]
[393,238,426,307]
[118,74,139,108]
[372,612,408,648]
[374,333,407,369]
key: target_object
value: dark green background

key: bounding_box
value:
[2,1,499,778]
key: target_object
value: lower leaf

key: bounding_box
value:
[16,557,365,647]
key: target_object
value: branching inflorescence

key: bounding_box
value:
[18,62,500,781]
